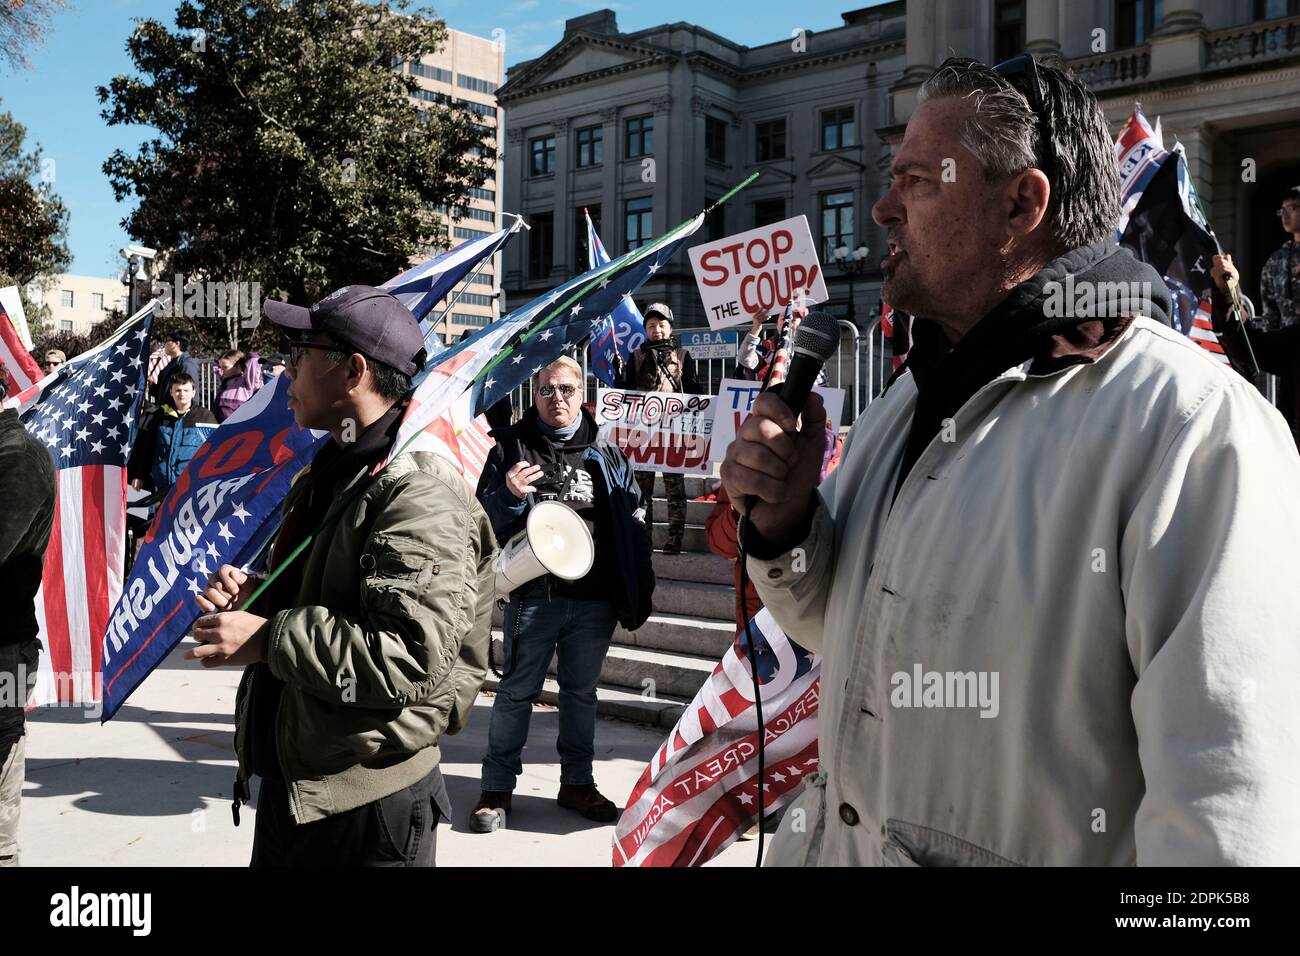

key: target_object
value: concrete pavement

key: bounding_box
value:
[19,641,759,867]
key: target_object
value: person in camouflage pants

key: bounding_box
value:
[618,303,703,554]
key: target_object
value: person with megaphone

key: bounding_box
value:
[471,355,654,833]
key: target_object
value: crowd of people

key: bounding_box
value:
[2,50,1299,869]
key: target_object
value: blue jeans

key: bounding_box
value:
[481,590,617,792]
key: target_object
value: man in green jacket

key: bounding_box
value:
[189,286,497,866]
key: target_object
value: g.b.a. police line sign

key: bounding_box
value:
[677,329,740,361]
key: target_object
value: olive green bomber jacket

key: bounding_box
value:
[233,450,497,824]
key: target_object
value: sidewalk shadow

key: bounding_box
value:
[23,755,238,817]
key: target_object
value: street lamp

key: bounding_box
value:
[829,243,870,323]
[121,244,156,316]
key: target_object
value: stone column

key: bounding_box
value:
[550,117,570,281]
[1149,0,1204,79]
[503,126,525,292]
[1025,0,1062,64]
[891,0,935,125]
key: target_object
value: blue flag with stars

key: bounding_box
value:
[386,211,705,462]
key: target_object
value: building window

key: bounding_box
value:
[461,207,496,223]
[994,0,1027,61]
[530,135,556,176]
[456,98,497,120]
[454,312,489,328]
[454,226,492,240]
[1116,0,1163,47]
[820,191,855,261]
[456,292,496,307]
[92,292,105,311]
[820,107,857,151]
[410,62,453,83]
[60,289,73,308]
[625,115,654,158]
[467,186,496,201]
[577,205,601,269]
[705,116,727,164]
[704,200,725,243]
[755,119,787,162]
[754,198,786,227]
[467,272,495,286]
[576,125,603,167]
[414,88,451,106]
[60,319,73,332]
[1255,0,1300,17]
[625,197,653,251]
[529,212,554,279]
[457,73,499,94]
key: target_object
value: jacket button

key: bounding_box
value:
[767,568,783,580]
[838,803,859,826]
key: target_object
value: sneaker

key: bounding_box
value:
[556,783,619,823]
[469,789,512,832]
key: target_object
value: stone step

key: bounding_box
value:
[653,549,733,585]
[615,610,736,659]
[647,497,717,524]
[491,633,715,700]
[649,578,734,622]
[652,475,715,498]
[651,524,708,553]
[480,673,688,729]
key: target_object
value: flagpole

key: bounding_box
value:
[237,182,762,614]
[426,214,528,346]
[1186,186,1260,372]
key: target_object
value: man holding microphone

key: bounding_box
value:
[721,55,1300,866]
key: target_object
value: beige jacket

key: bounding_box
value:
[750,318,1300,866]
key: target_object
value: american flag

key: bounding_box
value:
[17,304,154,706]
[380,221,521,330]
[614,606,820,867]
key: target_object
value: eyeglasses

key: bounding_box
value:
[992,53,1058,192]
[1277,204,1299,217]
[42,361,63,370]
[286,340,338,368]
[538,383,578,399]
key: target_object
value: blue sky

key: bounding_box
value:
[3,0,872,277]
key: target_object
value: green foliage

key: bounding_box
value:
[0,102,72,332]
[98,0,493,307]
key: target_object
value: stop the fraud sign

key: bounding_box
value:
[688,215,829,331]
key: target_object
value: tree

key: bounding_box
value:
[98,0,494,320]
[0,100,71,334]
[0,0,65,72]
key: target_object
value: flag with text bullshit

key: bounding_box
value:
[100,374,328,720]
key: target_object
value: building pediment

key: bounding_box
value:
[500,33,673,102]
[806,155,867,178]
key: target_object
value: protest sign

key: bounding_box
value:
[709,377,845,461]
[677,328,740,360]
[688,215,828,330]
[595,387,716,476]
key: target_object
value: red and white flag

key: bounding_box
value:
[614,607,820,867]
[15,305,154,707]
[0,302,43,397]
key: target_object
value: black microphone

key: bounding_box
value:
[766,310,839,419]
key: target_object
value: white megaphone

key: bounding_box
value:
[494,500,595,600]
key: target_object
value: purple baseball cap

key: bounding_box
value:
[263,285,426,376]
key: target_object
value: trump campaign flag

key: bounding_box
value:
[614,607,820,867]
[12,304,155,706]
[100,373,329,720]
[1114,108,1167,237]
[584,208,647,386]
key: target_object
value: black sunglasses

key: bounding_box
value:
[286,339,339,368]
[992,53,1058,191]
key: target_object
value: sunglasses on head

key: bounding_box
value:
[992,53,1058,190]
[539,383,578,399]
